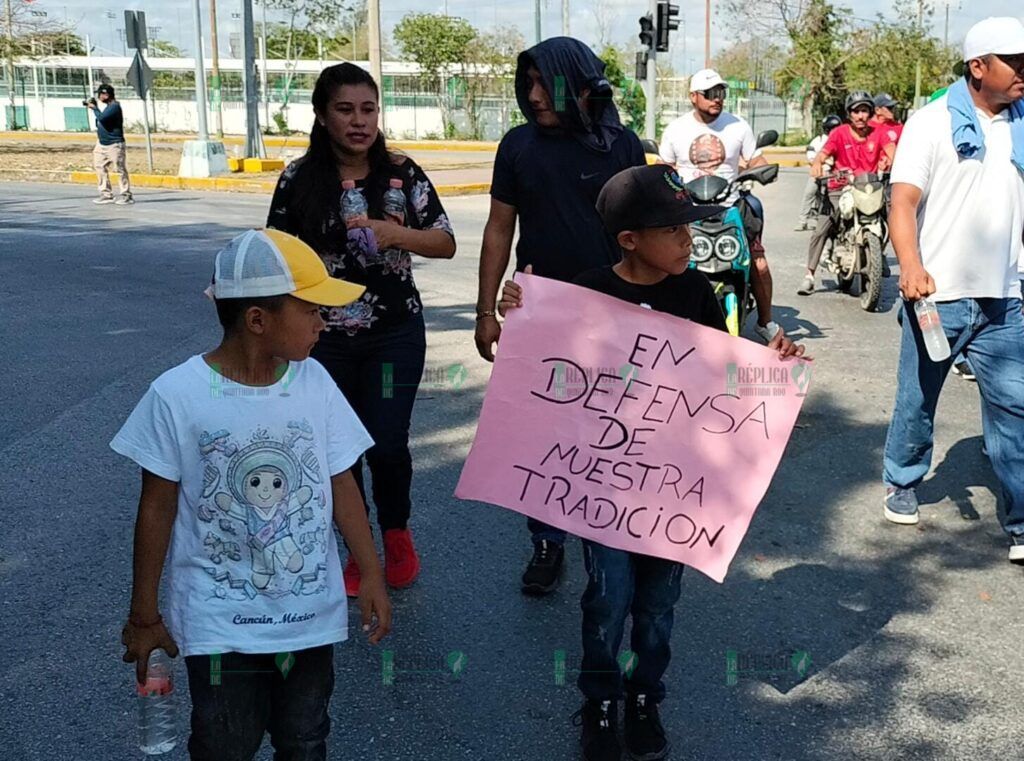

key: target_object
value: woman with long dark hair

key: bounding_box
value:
[268,63,456,596]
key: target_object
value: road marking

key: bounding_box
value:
[105,328,144,335]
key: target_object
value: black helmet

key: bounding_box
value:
[845,91,873,113]
[822,114,842,132]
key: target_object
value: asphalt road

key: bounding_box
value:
[0,174,1017,761]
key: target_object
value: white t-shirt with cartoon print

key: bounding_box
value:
[111,355,373,657]
[659,111,760,185]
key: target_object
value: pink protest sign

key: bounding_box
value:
[455,273,812,583]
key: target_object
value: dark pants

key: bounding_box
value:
[185,645,334,761]
[806,190,842,273]
[578,540,684,703]
[313,314,426,531]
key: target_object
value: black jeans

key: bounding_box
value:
[312,314,426,531]
[185,645,334,761]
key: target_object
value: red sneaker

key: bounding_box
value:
[383,528,421,589]
[343,554,361,598]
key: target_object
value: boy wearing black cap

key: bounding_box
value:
[500,165,803,761]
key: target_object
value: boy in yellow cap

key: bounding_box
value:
[112,228,391,758]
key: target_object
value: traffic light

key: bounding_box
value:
[656,1,680,53]
[638,13,655,52]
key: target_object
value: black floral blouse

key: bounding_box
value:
[267,156,454,336]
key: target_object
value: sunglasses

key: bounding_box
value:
[994,53,1024,73]
[698,85,727,101]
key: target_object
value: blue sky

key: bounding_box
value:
[23,0,1024,72]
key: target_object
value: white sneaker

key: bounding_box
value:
[754,321,782,344]
[1009,536,1024,564]
[93,196,115,205]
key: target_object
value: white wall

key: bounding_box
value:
[6,94,446,141]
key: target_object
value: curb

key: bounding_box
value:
[0,168,491,196]
[0,130,498,152]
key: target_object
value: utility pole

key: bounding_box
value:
[260,0,268,128]
[534,0,541,44]
[210,0,223,137]
[368,0,383,129]
[562,0,569,36]
[640,1,657,140]
[242,0,264,157]
[191,0,209,141]
[4,0,16,129]
[704,0,711,68]
[913,0,924,107]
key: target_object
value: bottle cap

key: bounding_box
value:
[342,180,356,190]
[389,179,403,188]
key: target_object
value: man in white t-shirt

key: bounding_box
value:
[882,17,1024,565]
[660,68,781,344]
[113,229,393,756]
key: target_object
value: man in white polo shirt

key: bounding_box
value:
[882,17,1024,564]
[659,68,781,344]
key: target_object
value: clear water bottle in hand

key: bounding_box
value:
[138,649,177,755]
[914,298,951,362]
[341,179,368,225]
[383,178,406,225]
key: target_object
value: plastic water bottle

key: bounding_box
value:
[914,298,951,362]
[341,180,368,225]
[383,178,406,225]
[138,649,177,755]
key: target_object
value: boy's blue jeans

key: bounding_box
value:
[185,644,334,760]
[578,540,684,703]
[883,297,1024,536]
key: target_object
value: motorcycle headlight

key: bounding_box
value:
[714,235,741,262]
[691,234,714,262]
[838,191,856,219]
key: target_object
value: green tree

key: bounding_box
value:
[393,13,476,135]
[264,0,351,110]
[597,45,646,134]
[712,39,787,89]
[845,1,956,108]
[462,26,523,139]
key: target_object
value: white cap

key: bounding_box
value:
[962,17,1024,62]
[690,69,726,93]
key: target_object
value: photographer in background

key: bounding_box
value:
[86,84,133,205]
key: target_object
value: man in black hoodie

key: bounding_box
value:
[473,38,645,595]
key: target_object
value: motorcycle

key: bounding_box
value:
[681,130,780,336]
[817,170,888,312]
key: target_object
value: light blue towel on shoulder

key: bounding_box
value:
[947,77,1024,172]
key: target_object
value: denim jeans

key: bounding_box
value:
[185,645,334,761]
[527,517,567,545]
[312,314,426,531]
[578,540,684,703]
[883,297,1024,535]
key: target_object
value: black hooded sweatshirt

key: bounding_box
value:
[490,37,645,282]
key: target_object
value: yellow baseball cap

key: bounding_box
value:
[211,228,365,307]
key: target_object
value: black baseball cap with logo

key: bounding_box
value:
[596,165,726,237]
[96,83,115,96]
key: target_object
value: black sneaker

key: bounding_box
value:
[573,700,621,761]
[951,360,977,382]
[624,694,669,760]
[521,539,564,595]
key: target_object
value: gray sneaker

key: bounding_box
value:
[115,195,135,205]
[884,487,920,525]
[93,196,115,205]
[797,275,815,296]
